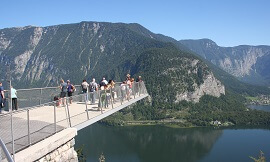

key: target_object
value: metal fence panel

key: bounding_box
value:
[0,82,148,158]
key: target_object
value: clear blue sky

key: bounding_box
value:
[1,0,269,47]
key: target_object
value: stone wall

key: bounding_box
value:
[15,128,78,162]
[36,139,78,162]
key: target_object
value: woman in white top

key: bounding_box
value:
[11,86,18,110]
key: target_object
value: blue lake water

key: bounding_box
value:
[248,104,270,112]
[75,124,270,162]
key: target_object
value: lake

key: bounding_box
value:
[248,104,270,112]
[75,124,270,162]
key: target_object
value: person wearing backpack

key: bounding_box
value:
[59,79,67,106]
[100,77,108,87]
[67,80,76,104]
[89,78,98,104]
[81,79,89,102]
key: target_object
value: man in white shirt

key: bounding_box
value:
[90,78,98,104]
[11,86,18,110]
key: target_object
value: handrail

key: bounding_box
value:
[0,82,145,116]
[0,92,87,117]
[0,81,148,157]
[4,85,82,92]
[0,138,14,162]
[4,82,124,92]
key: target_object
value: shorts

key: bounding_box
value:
[68,92,73,97]
[60,92,67,98]
[82,89,87,93]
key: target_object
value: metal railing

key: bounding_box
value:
[2,85,84,110]
[0,81,147,161]
[0,138,14,162]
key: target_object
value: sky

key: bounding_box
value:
[1,0,269,47]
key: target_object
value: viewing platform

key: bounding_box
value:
[0,82,148,162]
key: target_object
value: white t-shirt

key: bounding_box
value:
[11,88,17,98]
[81,81,89,89]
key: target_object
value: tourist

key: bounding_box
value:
[105,83,112,108]
[100,85,107,108]
[100,77,108,87]
[81,79,89,102]
[67,80,75,104]
[136,76,144,94]
[120,81,127,101]
[108,80,116,103]
[0,82,4,113]
[126,77,132,99]
[136,76,142,82]
[59,79,67,106]
[11,86,18,110]
[89,78,98,104]
[126,74,131,81]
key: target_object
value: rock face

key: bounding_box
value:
[179,39,270,86]
[176,72,225,102]
[0,22,225,103]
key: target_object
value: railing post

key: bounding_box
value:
[133,84,136,99]
[119,86,123,105]
[85,93,89,120]
[54,103,57,133]
[27,109,31,145]
[127,85,130,102]
[110,88,113,109]
[66,98,72,127]
[39,88,42,105]
[10,111,15,161]
[138,82,141,96]
[99,90,103,114]
[0,138,15,162]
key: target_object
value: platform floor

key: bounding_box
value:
[0,93,148,154]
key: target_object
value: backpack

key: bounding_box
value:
[90,83,96,92]
[121,84,126,91]
[100,81,106,87]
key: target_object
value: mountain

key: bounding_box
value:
[1,21,270,127]
[0,21,224,103]
[179,39,270,86]
[97,24,270,96]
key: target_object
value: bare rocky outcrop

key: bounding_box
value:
[175,72,225,102]
[219,47,266,77]
[13,27,43,80]
[180,39,270,85]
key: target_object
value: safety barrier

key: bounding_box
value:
[0,81,147,161]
